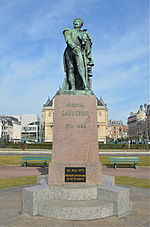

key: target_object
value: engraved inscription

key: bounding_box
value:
[62,102,90,130]
[65,124,87,129]
[65,124,73,128]
[62,110,89,117]
[77,124,86,128]
[67,103,84,108]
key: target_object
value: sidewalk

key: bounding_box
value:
[0,164,150,226]
[0,148,149,156]
[0,165,149,179]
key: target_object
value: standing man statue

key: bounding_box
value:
[62,18,94,91]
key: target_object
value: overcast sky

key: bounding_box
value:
[0,0,149,123]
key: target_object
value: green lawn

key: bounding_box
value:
[99,156,150,166]
[0,155,51,166]
[0,176,37,189]
[0,155,21,165]
[0,155,149,166]
[115,176,150,188]
[0,175,149,189]
[0,155,149,189]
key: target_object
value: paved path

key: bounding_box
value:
[0,185,149,227]
[0,166,47,179]
[0,149,149,156]
[102,166,150,179]
[0,165,149,179]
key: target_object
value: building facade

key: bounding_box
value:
[42,95,108,143]
[13,114,41,143]
[0,116,21,142]
[107,120,128,140]
[127,103,149,142]
[145,102,150,140]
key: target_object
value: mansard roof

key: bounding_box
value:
[96,96,107,108]
[43,94,57,107]
[108,120,123,126]
[0,115,19,123]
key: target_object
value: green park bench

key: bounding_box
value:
[109,157,141,169]
[21,156,51,167]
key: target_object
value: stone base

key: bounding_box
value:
[39,199,113,220]
[22,176,131,220]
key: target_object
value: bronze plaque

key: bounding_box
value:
[65,167,86,182]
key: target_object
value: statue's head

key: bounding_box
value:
[73,18,84,28]
[140,105,143,110]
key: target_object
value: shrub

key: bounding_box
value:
[98,143,150,149]
[5,142,53,149]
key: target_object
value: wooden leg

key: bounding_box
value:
[44,161,46,168]
[24,162,27,167]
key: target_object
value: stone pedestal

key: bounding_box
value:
[48,95,102,185]
[21,94,131,220]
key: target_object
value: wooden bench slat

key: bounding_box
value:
[22,157,51,160]
[21,156,51,167]
[110,161,140,163]
[110,157,139,160]
[109,157,141,168]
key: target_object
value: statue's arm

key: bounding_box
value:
[63,28,76,49]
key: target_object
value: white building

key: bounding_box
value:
[0,116,21,142]
[12,120,21,142]
[13,114,41,143]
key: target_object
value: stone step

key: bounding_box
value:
[49,184,98,200]
[38,199,113,220]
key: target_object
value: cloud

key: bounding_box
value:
[91,16,149,123]
[0,0,149,124]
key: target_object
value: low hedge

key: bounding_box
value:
[98,143,150,149]
[4,142,52,149]
[1,142,149,150]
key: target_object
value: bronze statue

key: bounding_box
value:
[62,18,94,91]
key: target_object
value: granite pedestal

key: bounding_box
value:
[22,94,131,220]
[48,95,102,185]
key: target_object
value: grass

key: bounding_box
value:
[115,176,150,188]
[0,175,149,189]
[99,156,150,166]
[0,155,149,166]
[0,155,149,189]
[0,175,37,189]
[0,155,21,165]
[0,155,51,166]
